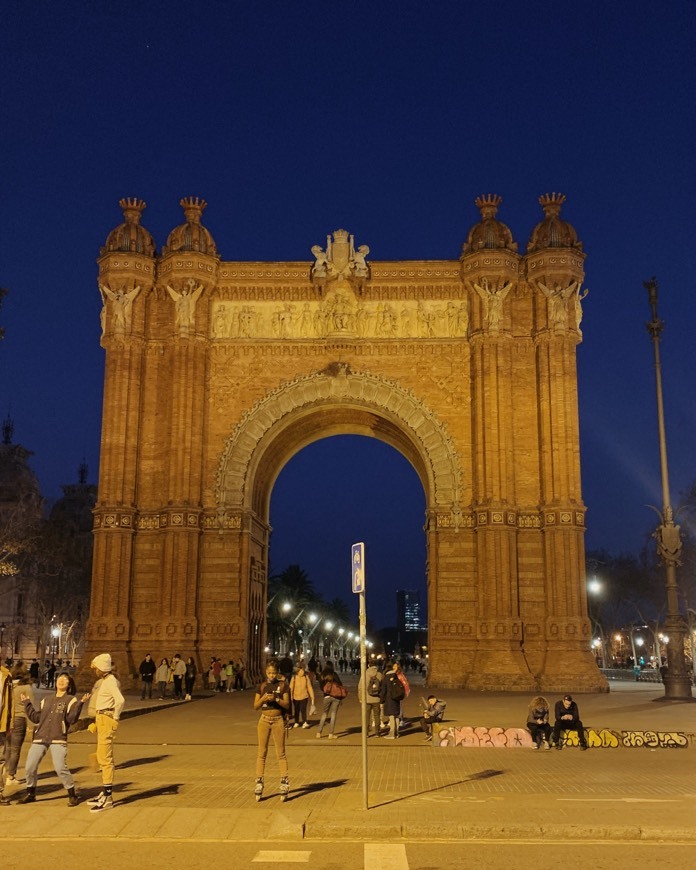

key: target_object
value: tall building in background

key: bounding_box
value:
[397,590,421,634]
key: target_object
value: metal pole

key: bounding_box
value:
[359,588,368,810]
[644,278,693,700]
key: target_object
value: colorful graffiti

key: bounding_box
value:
[436,726,692,749]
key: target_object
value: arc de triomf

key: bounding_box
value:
[88,193,607,692]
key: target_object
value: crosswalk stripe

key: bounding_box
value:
[364,843,409,870]
[251,851,311,863]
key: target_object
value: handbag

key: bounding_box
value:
[328,681,348,700]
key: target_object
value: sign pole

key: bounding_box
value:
[352,542,368,810]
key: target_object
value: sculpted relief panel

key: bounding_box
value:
[209,296,469,341]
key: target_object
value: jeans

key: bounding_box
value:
[158,681,167,698]
[25,743,74,789]
[256,715,288,777]
[140,679,153,700]
[5,718,28,776]
[366,702,381,734]
[553,719,586,747]
[528,722,552,745]
[185,676,195,697]
[317,696,341,735]
[173,675,183,699]
[292,698,309,724]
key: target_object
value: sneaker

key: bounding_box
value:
[5,775,16,783]
[89,794,114,813]
[555,743,562,750]
[302,722,310,729]
[67,794,80,807]
[533,743,539,750]
[86,791,106,806]
[580,744,588,751]
[328,734,338,740]
[315,733,323,739]
[0,794,10,805]
[543,741,551,751]
[424,735,432,742]
[293,723,300,728]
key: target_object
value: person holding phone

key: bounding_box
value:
[253,660,291,802]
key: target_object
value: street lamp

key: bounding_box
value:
[643,278,693,699]
[51,624,60,664]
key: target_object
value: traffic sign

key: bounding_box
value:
[352,542,365,593]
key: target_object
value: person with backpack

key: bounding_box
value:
[379,660,405,739]
[358,662,383,736]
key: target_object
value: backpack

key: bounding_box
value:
[367,674,381,697]
[387,674,405,701]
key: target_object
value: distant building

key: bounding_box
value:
[397,590,421,634]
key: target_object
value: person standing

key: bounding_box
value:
[138,653,156,701]
[253,660,290,801]
[526,696,552,750]
[184,657,197,700]
[379,660,405,739]
[156,657,171,700]
[5,667,35,782]
[85,653,125,813]
[19,673,88,806]
[171,654,186,700]
[0,661,13,805]
[29,659,40,689]
[234,659,246,691]
[289,663,314,728]
[316,662,345,739]
[358,662,383,736]
[553,694,588,750]
[225,660,235,692]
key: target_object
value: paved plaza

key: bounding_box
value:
[2,676,694,846]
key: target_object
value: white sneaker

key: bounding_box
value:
[293,723,299,728]
[86,791,105,806]
[89,793,114,813]
[302,722,310,729]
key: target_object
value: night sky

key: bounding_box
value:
[2,3,695,629]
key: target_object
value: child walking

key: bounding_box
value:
[20,672,89,805]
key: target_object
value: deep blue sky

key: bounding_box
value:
[2,2,695,628]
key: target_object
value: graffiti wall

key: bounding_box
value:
[436,726,692,749]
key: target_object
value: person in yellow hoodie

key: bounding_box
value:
[0,662,13,805]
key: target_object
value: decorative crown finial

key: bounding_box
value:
[539,192,566,217]
[474,194,502,220]
[118,198,146,223]
[180,197,207,223]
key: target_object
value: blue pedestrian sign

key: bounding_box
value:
[352,542,365,593]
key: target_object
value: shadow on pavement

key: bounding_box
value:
[118,754,170,770]
[371,769,506,808]
[284,778,348,803]
[115,783,182,805]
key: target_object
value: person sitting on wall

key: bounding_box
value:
[553,694,587,750]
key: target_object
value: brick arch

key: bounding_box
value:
[216,363,462,516]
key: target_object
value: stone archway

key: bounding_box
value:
[214,363,461,680]
[90,204,607,693]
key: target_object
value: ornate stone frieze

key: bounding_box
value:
[209,297,470,341]
[201,511,242,530]
[94,510,135,530]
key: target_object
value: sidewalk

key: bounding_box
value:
[3,678,694,843]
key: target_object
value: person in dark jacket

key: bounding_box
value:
[553,694,587,750]
[139,654,157,700]
[526,695,552,749]
[20,672,89,805]
[184,657,197,700]
[379,661,404,739]
[420,695,446,742]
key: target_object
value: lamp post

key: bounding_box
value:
[643,278,693,699]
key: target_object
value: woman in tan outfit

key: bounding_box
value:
[289,663,315,728]
[253,660,290,801]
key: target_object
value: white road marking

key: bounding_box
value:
[557,798,680,803]
[251,851,311,863]
[364,843,409,870]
